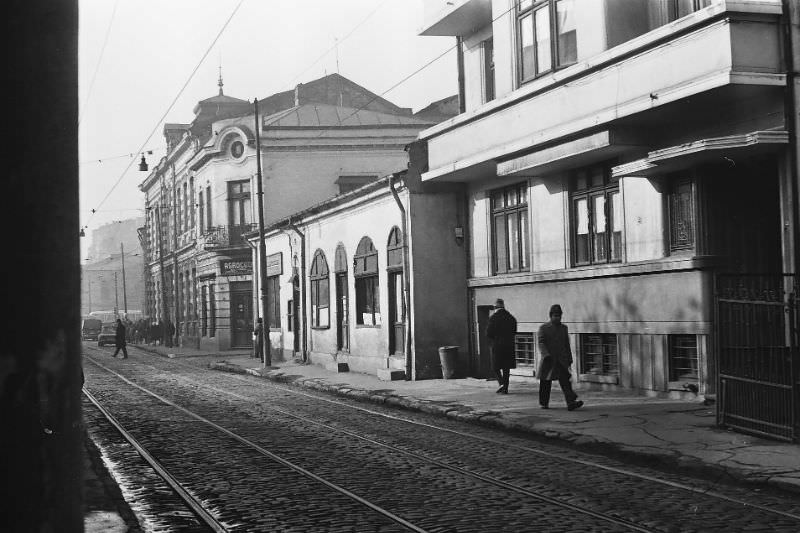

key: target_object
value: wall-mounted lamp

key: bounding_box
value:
[79,228,86,238]
[454,226,464,245]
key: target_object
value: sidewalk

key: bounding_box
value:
[134,343,800,494]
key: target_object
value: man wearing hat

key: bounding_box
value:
[537,304,583,410]
[486,298,517,394]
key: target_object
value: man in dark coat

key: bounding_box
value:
[486,298,517,394]
[537,304,582,410]
[112,318,128,359]
[253,318,264,359]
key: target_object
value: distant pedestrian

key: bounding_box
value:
[486,298,517,394]
[537,304,583,411]
[253,318,264,359]
[112,318,128,359]
[167,320,176,347]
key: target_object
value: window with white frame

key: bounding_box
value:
[580,333,619,376]
[310,250,330,329]
[517,0,577,83]
[491,183,530,275]
[571,164,621,266]
[354,236,380,326]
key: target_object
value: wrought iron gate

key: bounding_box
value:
[716,274,800,442]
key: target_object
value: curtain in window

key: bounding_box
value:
[534,7,552,73]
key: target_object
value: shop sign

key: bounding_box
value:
[267,252,282,277]
[220,259,252,276]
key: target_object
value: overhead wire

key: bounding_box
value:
[79,0,119,127]
[85,0,245,229]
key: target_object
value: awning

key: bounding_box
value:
[497,130,642,177]
[418,0,492,37]
[612,130,788,178]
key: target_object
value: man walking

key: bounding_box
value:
[537,304,583,410]
[486,298,517,394]
[112,318,128,359]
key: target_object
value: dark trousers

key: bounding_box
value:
[495,368,510,388]
[113,344,128,358]
[539,368,577,407]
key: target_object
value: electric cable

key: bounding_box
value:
[79,0,119,127]
[85,0,245,229]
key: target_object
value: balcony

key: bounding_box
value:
[419,1,785,182]
[201,224,257,250]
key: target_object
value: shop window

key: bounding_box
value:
[266,275,280,329]
[667,178,695,253]
[310,250,330,329]
[580,333,618,376]
[515,332,536,366]
[354,236,380,326]
[491,183,530,274]
[669,334,699,382]
[517,0,577,83]
[571,164,621,266]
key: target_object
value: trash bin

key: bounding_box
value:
[438,346,459,379]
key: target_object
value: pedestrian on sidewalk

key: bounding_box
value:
[253,318,264,359]
[537,304,582,410]
[486,298,517,394]
[112,318,128,359]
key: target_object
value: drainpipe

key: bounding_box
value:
[389,174,413,380]
[783,0,800,274]
[288,219,308,362]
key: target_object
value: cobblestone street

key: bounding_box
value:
[82,343,800,532]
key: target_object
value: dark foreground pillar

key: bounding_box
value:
[2,1,82,531]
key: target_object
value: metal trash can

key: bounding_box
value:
[438,346,460,379]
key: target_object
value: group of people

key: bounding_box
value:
[486,299,584,411]
[107,317,179,359]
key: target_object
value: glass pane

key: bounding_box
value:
[575,169,588,191]
[394,275,403,320]
[575,198,589,264]
[506,188,518,206]
[534,7,552,73]
[520,209,530,269]
[589,165,604,188]
[507,212,520,271]
[593,194,607,262]
[320,278,329,307]
[610,191,622,261]
[518,0,533,10]
[494,214,508,273]
[556,0,577,65]
[520,14,535,79]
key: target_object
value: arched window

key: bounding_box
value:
[387,226,403,271]
[310,250,330,328]
[354,236,380,325]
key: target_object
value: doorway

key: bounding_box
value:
[229,281,253,348]
[336,273,349,352]
[388,271,404,356]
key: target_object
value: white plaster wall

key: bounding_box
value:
[463,24,493,111]
[530,176,567,271]
[623,176,666,262]
[491,0,515,98]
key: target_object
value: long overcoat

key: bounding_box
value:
[486,308,517,371]
[537,321,572,381]
[115,322,126,348]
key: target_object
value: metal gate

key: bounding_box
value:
[716,274,800,442]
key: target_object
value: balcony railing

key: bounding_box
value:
[202,224,257,249]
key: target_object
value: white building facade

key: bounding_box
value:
[418,0,800,406]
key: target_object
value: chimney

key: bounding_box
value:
[294,84,301,107]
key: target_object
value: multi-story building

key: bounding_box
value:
[418,0,800,439]
[140,73,434,352]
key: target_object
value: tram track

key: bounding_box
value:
[148,350,800,524]
[84,351,659,532]
[83,345,800,532]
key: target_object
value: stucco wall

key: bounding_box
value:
[530,176,568,271]
[622,176,666,262]
[408,191,470,379]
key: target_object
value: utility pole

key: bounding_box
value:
[254,98,271,367]
[120,242,128,315]
[114,271,119,317]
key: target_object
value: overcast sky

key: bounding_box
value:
[79,0,456,258]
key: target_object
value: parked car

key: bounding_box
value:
[97,323,116,346]
[81,318,102,341]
